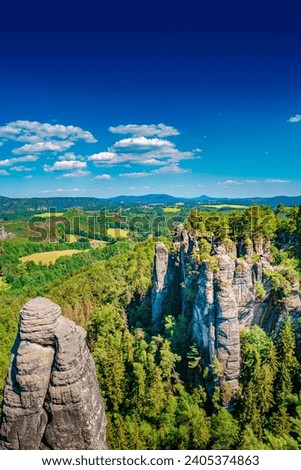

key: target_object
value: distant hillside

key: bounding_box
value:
[0,193,301,219]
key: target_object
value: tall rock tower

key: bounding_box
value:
[0,297,107,450]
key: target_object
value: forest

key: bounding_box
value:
[0,203,301,449]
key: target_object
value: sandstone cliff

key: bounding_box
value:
[151,226,301,401]
[0,297,107,450]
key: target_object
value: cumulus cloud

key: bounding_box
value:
[10,166,35,172]
[0,169,9,176]
[109,123,179,138]
[287,114,301,123]
[0,155,39,167]
[153,164,189,174]
[0,120,97,143]
[0,120,196,181]
[13,140,74,154]
[58,152,84,161]
[88,152,117,163]
[119,164,189,178]
[88,146,194,168]
[265,178,291,183]
[60,170,90,178]
[24,175,33,179]
[142,158,166,165]
[119,172,152,178]
[43,160,87,172]
[113,136,174,149]
[94,174,112,180]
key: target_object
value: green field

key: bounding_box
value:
[37,212,65,217]
[65,234,79,243]
[20,249,83,265]
[163,207,181,213]
[107,228,129,238]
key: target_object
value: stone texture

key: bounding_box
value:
[151,227,301,403]
[192,262,215,365]
[0,297,107,450]
[151,242,170,328]
[214,253,240,389]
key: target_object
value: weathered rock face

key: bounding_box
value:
[0,226,15,241]
[151,242,170,328]
[0,297,107,450]
[151,226,301,401]
[214,252,240,390]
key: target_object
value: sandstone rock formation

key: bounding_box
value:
[0,297,107,450]
[151,242,170,328]
[0,226,15,241]
[151,225,301,403]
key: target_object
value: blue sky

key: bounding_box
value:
[0,3,300,198]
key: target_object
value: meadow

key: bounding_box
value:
[107,228,129,238]
[163,207,181,213]
[20,249,83,265]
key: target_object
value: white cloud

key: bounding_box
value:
[94,174,112,180]
[153,164,189,174]
[39,188,86,194]
[0,120,97,143]
[119,164,189,178]
[119,172,152,178]
[0,169,9,176]
[0,155,39,167]
[58,152,83,161]
[265,178,291,183]
[109,123,179,138]
[13,140,74,154]
[24,175,33,179]
[142,158,166,165]
[88,148,194,168]
[87,127,195,169]
[219,178,291,186]
[217,180,239,185]
[287,114,301,123]
[10,166,35,172]
[218,179,258,185]
[88,152,117,163]
[56,188,86,193]
[60,170,90,178]
[43,160,87,172]
[113,136,174,149]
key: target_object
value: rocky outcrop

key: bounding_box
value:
[0,297,107,450]
[0,226,15,241]
[151,226,301,402]
[151,242,170,328]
